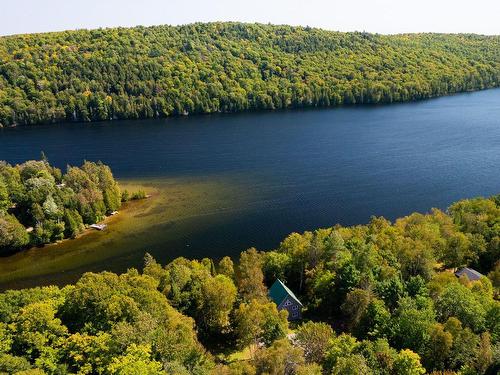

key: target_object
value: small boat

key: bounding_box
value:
[110,211,119,216]
[90,224,107,231]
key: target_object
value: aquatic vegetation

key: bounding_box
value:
[0,176,250,288]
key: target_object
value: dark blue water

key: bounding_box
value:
[1,89,499,277]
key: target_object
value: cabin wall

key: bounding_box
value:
[278,296,301,320]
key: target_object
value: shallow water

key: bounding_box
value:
[0,89,499,289]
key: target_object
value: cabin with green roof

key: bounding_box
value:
[269,279,303,321]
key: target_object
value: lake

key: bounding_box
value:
[0,89,499,289]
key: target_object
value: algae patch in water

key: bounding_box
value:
[0,176,251,290]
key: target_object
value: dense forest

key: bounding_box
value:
[0,159,122,253]
[0,192,498,374]
[0,22,499,126]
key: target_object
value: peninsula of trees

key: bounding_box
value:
[0,191,498,374]
[0,159,121,254]
[0,23,499,126]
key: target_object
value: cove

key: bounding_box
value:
[0,89,499,290]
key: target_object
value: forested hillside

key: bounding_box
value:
[0,22,499,126]
[0,193,498,374]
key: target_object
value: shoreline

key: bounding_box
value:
[2,188,155,259]
[1,86,499,129]
[45,194,154,248]
[0,176,245,291]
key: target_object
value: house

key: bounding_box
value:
[455,267,483,281]
[269,279,303,321]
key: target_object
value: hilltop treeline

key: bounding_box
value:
[0,159,121,253]
[0,193,498,374]
[0,23,499,126]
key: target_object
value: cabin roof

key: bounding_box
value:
[455,267,483,281]
[269,279,302,307]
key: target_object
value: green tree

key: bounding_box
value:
[341,288,372,331]
[0,354,32,373]
[295,321,334,364]
[391,297,435,353]
[197,274,237,333]
[485,302,500,343]
[443,317,479,370]
[441,232,471,269]
[61,332,113,374]
[263,251,291,283]
[0,176,11,211]
[422,323,453,371]
[324,334,361,372]
[475,332,493,374]
[0,213,29,254]
[331,354,372,375]
[13,301,68,362]
[356,299,391,340]
[435,283,486,332]
[0,322,12,353]
[81,161,121,213]
[63,208,84,238]
[218,256,235,280]
[237,248,267,301]
[107,344,163,375]
[254,339,305,375]
[234,299,288,348]
[393,349,426,375]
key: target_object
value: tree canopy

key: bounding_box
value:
[0,22,499,126]
[0,159,121,254]
[0,191,499,373]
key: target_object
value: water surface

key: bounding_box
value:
[0,89,499,289]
